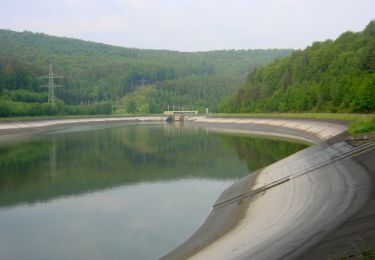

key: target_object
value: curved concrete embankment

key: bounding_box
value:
[0,116,165,143]
[0,116,165,131]
[162,116,375,259]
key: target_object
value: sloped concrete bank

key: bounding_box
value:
[162,116,375,260]
[0,116,165,143]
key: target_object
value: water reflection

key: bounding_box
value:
[0,123,307,259]
[220,134,307,172]
[49,137,57,183]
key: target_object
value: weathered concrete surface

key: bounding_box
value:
[0,116,165,131]
[162,117,375,260]
[0,116,166,144]
[187,116,347,142]
[300,135,375,259]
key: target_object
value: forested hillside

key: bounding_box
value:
[219,21,375,113]
[0,29,291,116]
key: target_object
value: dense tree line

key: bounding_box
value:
[117,73,243,114]
[0,29,291,116]
[219,21,375,113]
[0,59,112,116]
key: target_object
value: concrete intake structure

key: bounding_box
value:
[162,116,375,260]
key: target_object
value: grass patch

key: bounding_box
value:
[361,250,375,259]
[349,121,375,135]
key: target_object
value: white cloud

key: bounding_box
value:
[76,14,126,34]
[115,0,159,10]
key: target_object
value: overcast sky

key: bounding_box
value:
[0,0,374,51]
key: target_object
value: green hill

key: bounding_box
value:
[219,21,375,113]
[0,30,291,116]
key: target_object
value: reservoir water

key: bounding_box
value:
[0,123,307,259]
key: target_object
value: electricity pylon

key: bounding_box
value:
[40,64,64,108]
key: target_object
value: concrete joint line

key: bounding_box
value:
[213,177,290,209]
[315,127,328,135]
[212,141,375,210]
[292,142,375,180]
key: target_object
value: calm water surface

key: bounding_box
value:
[0,123,307,259]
